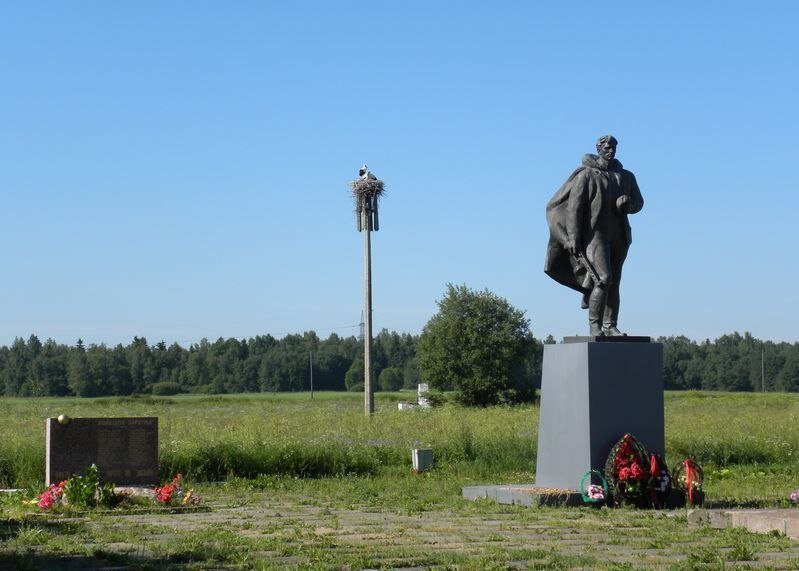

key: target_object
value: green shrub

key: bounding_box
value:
[378,367,403,391]
[345,359,364,391]
[152,382,183,396]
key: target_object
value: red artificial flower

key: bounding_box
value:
[618,467,631,481]
[154,474,183,505]
[630,463,643,480]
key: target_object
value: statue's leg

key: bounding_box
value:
[603,241,629,335]
[586,239,612,337]
[588,284,606,337]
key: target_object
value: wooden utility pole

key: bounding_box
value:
[351,165,383,416]
[363,223,374,415]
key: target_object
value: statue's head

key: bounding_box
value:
[596,135,618,162]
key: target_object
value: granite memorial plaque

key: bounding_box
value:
[45,417,158,486]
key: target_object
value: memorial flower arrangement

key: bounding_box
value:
[579,469,607,505]
[604,433,650,506]
[34,465,116,510]
[585,484,605,501]
[37,481,66,510]
[673,458,704,506]
[30,466,202,512]
[648,454,672,508]
[154,473,202,506]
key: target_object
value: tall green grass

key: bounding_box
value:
[1,391,798,492]
[0,392,536,487]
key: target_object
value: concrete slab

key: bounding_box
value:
[462,484,583,507]
[688,508,799,539]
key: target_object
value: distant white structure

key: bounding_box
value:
[397,382,431,411]
[417,383,430,409]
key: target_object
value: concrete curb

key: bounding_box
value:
[688,508,799,539]
[462,485,583,507]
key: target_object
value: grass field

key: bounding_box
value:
[1,390,798,501]
[1,391,799,569]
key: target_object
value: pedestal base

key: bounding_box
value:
[535,340,664,490]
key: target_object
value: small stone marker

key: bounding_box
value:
[45,417,158,486]
[411,448,433,473]
[417,383,430,409]
[397,402,418,410]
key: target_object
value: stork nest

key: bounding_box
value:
[350,178,385,202]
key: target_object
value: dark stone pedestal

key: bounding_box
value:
[535,340,664,490]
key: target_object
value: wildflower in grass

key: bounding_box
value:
[790,489,799,504]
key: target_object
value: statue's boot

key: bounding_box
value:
[603,325,625,337]
[603,300,625,336]
[588,286,606,337]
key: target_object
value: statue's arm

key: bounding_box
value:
[623,170,644,214]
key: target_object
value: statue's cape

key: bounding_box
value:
[543,155,623,294]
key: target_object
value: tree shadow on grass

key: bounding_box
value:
[1,517,243,570]
[0,518,137,570]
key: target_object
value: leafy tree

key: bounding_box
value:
[67,340,91,397]
[344,358,364,391]
[378,366,403,391]
[3,337,28,396]
[402,357,422,389]
[33,338,69,396]
[777,349,799,391]
[417,284,535,406]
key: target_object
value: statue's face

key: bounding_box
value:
[597,139,617,161]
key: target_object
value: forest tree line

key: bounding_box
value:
[0,330,798,398]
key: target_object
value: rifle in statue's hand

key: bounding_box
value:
[574,252,602,286]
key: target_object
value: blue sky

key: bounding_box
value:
[1,2,798,346]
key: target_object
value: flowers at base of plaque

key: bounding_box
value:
[580,469,607,505]
[673,458,704,507]
[648,454,673,508]
[604,433,651,507]
[155,473,202,506]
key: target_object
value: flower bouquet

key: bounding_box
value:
[154,473,202,507]
[37,481,66,510]
[580,469,608,505]
[33,465,119,511]
[672,458,704,507]
[648,454,673,508]
[604,433,651,507]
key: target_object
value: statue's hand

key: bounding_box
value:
[565,239,580,256]
[616,195,630,213]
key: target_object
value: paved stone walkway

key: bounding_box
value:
[5,497,799,569]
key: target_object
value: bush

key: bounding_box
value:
[378,367,403,391]
[151,382,183,396]
[345,358,365,391]
[418,283,537,406]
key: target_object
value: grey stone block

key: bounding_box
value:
[535,341,664,490]
[462,485,582,507]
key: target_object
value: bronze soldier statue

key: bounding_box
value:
[544,135,644,337]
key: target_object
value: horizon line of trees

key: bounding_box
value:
[0,330,798,398]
